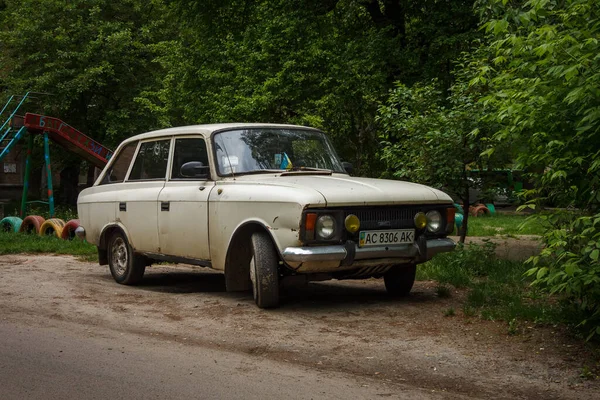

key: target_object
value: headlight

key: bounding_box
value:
[316,215,336,239]
[426,210,442,232]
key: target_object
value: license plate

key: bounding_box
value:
[359,229,415,247]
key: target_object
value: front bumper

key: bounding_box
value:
[282,238,455,267]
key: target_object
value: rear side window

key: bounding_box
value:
[99,141,138,184]
[171,138,210,180]
[128,139,171,181]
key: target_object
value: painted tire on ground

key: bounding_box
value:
[454,203,464,214]
[19,215,46,234]
[61,219,81,240]
[485,203,496,215]
[39,218,66,238]
[470,205,491,217]
[455,213,464,229]
[1,216,23,233]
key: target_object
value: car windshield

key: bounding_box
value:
[213,128,345,175]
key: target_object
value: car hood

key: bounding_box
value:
[234,173,452,206]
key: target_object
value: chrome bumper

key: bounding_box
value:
[282,238,455,264]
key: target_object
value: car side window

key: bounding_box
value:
[171,138,210,180]
[99,141,138,185]
[128,139,171,181]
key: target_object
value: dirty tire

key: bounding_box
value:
[384,264,417,297]
[1,216,23,233]
[61,219,81,240]
[107,231,146,285]
[39,218,66,238]
[250,231,280,308]
[19,215,46,234]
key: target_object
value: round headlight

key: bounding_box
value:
[414,212,427,230]
[345,214,360,233]
[426,210,442,232]
[316,215,336,239]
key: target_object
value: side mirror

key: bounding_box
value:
[180,161,209,178]
[342,161,353,175]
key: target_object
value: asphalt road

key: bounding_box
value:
[0,319,423,400]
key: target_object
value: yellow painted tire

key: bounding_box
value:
[39,218,66,238]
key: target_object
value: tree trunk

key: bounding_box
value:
[459,183,469,244]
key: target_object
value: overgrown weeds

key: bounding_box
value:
[0,231,97,261]
[464,213,545,237]
[417,241,565,332]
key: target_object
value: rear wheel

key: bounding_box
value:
[107,231,146,285]
[384,264,417,297]
[250,231,280,308]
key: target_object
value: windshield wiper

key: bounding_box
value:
[280,167,333,176]
[288,166,332,172]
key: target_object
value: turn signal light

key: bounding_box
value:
[305,213,317,240]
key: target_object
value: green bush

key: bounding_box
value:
[526,212,600,339]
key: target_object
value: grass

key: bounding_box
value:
[465,213,546,236]
[0,231,98,261]
[417,241,564,328]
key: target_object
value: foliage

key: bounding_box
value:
[418,242,564,327]
[151,0,480,175]
[0,231,97,261]
[0,0,173,147]
[466,213,546,236]
[377,54,512,240]
[474,0,600,339]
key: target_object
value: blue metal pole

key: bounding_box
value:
[0,95,15,117]
[0,91,30,133]
[0,126,26,162]
[20,133,34,218]
[44,131,55,217]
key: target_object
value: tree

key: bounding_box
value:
[475,0,600,338]
[0,0,173,146]
[151,0,480,175]
[377,51,511,243]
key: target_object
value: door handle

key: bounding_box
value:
[119,202,126,211]
[161,202,170,211]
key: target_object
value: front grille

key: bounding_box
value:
[345,207,422,230]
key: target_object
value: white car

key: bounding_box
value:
[77,123,456,308]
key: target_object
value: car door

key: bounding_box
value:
[117,138,171,253]
[158,136,214,260]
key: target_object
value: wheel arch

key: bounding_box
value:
[98,223,132,266]
[223,221,279,292]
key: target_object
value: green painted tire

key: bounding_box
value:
[0,216,23,233]
[455,213,464,229]
[454,203,464,214]
[485,203,496,215]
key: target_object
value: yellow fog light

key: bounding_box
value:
[414,212,427,229]
[345,214,360,233]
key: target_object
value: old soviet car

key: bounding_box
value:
[77,123,456,308]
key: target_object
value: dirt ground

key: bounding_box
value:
[1,253,599,399]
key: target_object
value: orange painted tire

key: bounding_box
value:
[39,218,66,238]
[61,219,81,240]
[19,215,46,234]
[470,205,491,217]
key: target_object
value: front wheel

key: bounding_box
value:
[384,264,417,297]
[107,231,146,285]
[250,231,280,308]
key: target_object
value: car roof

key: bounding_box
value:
[120,123,321,144]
